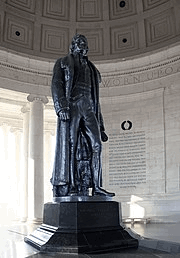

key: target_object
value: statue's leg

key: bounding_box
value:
[82,108,115,197]
[91,151,114,197]
[69,102,81,191]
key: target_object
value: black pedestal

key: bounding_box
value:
[24,198,138,253]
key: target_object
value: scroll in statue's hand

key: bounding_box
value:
[58,109,70,121]
[101,131,108,142]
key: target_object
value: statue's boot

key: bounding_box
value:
[92,187,115,197]
[68,185,78,196]
[91,152,115,197]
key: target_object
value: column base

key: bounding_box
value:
[24,200,138,253]
[20,217,27,223]
[27,218,43,224]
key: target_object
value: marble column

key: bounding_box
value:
[20,104,30,222]
[1,123,9,161]
[10,127,22,219]
[0,123,10,202]
[27,95,48,222]
[14,128,22,182]
[44,129,54,203]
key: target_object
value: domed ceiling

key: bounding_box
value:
[0,0,180,61]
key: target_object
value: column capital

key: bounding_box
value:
[0,122,8,127]
[44,129,55,137]
[1,123,10,132]
[21,103,30,113]
[10,127,23,134]
[27,94,49,105]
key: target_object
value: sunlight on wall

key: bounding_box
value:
[128,195,145,218]
[0,127,22,225]
[0,125,56,224]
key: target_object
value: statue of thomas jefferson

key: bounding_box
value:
[51,34,115,197]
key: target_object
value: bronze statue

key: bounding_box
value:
[51,34,115,197]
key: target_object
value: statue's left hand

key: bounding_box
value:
[101,131,108,142]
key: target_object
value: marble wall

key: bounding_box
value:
[102,89,165,195]
[98,47,180,220]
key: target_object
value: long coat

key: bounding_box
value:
[51,54,105,186]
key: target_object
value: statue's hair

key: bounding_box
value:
[69,34,89,54]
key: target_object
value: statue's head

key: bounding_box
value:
[69,34,89,56]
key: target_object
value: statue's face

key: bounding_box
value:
[73,37,88,56]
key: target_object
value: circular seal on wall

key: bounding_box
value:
[121,120,132,130]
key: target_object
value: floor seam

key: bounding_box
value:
[8,229,27,236]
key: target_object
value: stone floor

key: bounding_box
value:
[129,223,180,244]
[1,222,180,258]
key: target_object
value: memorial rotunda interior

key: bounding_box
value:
[0,0,180,224]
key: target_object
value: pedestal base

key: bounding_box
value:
[24,200,138,253]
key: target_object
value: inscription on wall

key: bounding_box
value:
[109,131,146,188]
[101,61,180,87]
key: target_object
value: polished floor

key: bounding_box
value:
[1,222,180,258]
[129,223,180,244]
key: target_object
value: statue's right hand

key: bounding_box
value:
[58,109,70,121]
